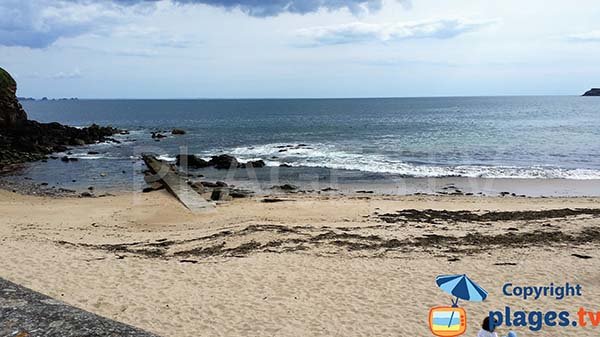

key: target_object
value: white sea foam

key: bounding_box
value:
[68,152,123,160]
[217,143,600,180]
[157,154,177,162]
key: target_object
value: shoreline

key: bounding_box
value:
[3,172,600,198]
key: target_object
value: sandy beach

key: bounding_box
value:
[1,189,600,336]
[3,1,600,336]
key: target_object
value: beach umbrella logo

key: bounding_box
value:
[428,274,488,337]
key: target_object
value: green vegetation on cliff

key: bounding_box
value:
[0,67,16,94]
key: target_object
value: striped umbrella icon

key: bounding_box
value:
[435,274,488,327]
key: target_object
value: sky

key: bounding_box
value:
[1,0,600,98]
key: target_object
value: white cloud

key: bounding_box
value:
[24,68,83,80]
[295,18,496,46]
[566,30,600,42]
[0,0,153,48]
[50,68,83,79]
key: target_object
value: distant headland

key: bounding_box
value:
[582,88,600,96]
[17,97,78,101]
[0,67,118,169]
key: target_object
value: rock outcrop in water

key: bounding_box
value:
[0,67,119,169]
[176,154,266,170]
[582,88,600,96]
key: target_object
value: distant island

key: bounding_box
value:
[582,88,600,96]
[17,97,79,101]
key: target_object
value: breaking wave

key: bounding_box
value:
[213,143,600,180]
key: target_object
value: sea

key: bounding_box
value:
[7,96,600,196]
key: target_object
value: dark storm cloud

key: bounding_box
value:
[166,0,388,17]
[0,0,409,48]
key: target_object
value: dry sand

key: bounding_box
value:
[1,189,600,336]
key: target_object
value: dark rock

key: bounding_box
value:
[239,160,266,168]
[151,132,166,139]
[229,188,254,198]
[171,128,186,135]
[0,67,27,128]
[279,163,292,168]
[71,138,86,146]
[209,154,239,169]
[211,188,232,201]
[80,192,93,198]
[199,181,228,188]
[0,116,118,169]
[2,69,120,169]
[87,151,100,155]
[61,156,78,162]
[582,88,600,96]
[142,182,164,193]
[274,184,298,191]
[175,154,210,168]
[190,182,206,193]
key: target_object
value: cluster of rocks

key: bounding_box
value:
[141,162,253,201]
[176,154,266,169]
[0,67,120,169]
[0,120,120,168]
[437,184,474,196]
[188,180,253,201]
[143,176,253,201]
[275,143,311,153]
[151,128,186,141]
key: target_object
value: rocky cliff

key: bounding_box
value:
[582,88,600,96]
[0,67,119,169]
[0,67,28,128]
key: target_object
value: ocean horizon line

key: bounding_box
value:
[19,94,590,101]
